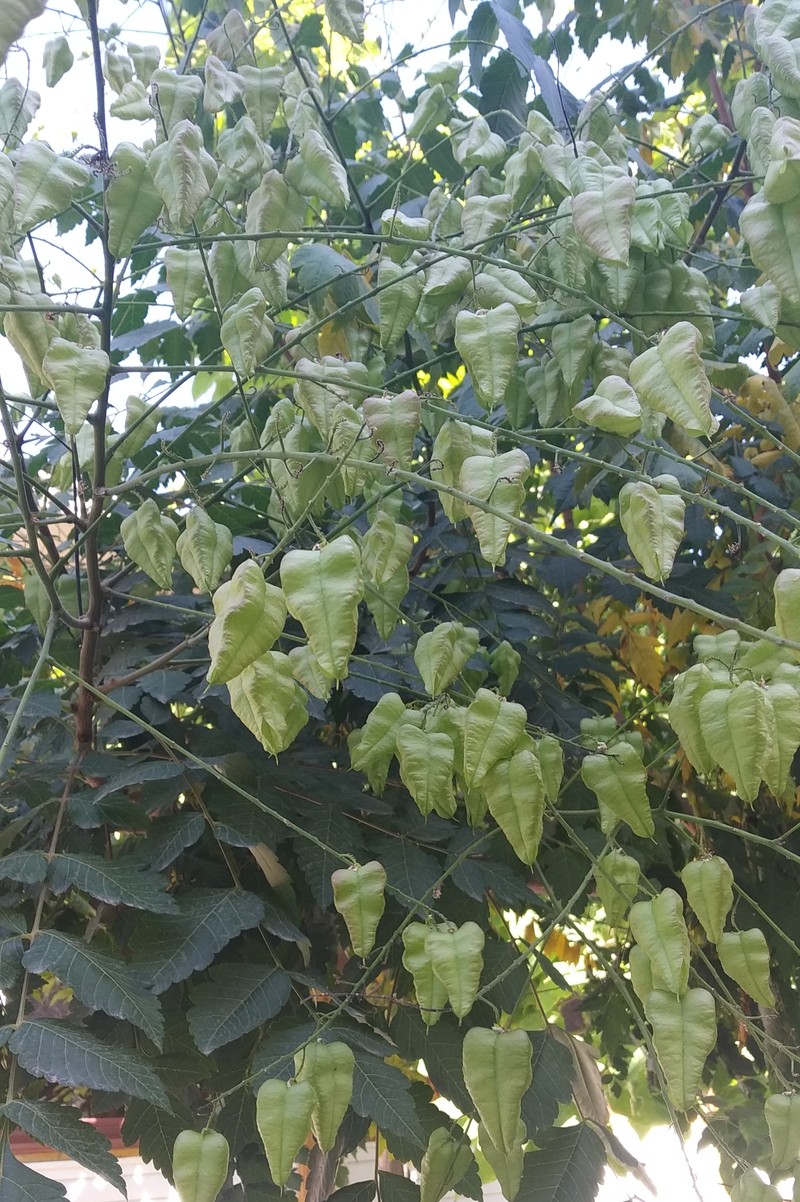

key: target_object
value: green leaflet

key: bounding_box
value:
[107,143,164,258]
[401,923,448,1028]
[572,173,635,266]
[348,692,422,794]
[414,622,480,696]
[227,651,308,756]
[730,1170,782,1202]
[425,921,485,1019]
[104,48,133,94]
[0,0,48,67]
[12,141,90,234]
[645,988,717,1111]
[629,321,718,437]
[581,742,654,838]
[239,65,282,139]
[740,192,800,306]
[395,725,456,819]
[120,498,179,591]
[294,1041,355,1154]
[172,1129,230,1202]
[573,374,642,436]
[489,641,520,696]
[286,130,349,207]
[361,512,413,586]
[207,561,287,685]
[149,120,217,230]
[462,688,527,789]
[331,860,387,958]
[717,929,775,1007]
[165,248,206,321]
[551,315,595,393]
[420,1128,472,1202]
[431,419,494,524]
[176,509,233,594]
[256,1078,314,1187]
[128,43,160,85]
[478,1121,525,1202]
[462,1027,532,1154]
[774,568,800,643]
[378,255,423,352]
[460,448,530,568]
[618,474,686,581]
[41,338,109,436]
[381,208,432,262]
[680,857,733,945]
[325,0,365,42]
[697,680,771,802]
[220,288,274,377]
[279,536,364,681]
[595,849,640,926]
[629,888,690,996]
[667,664,728,777]
[362,390,421,469]
[453,115,506,168]
[765,1092,800,1172]
[149,69,203,136]
[246,170,294,266]
[537,734,564,802]
[481,748,545,864]
[454,304,520,410]
[43,36,73,88]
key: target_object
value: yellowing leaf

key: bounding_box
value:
[431,419,494,524]
[572,173,635,266]
[573,375,641,435]
[107,143,164,258]
[362,390,421,469]
[395,726,456,818]
[165,247,206,321]
[462,688,527,789]
[414,622,480,697]
[286,130,349,207]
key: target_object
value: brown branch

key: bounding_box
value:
[684,139,747,263]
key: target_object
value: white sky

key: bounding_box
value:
[1,4,764,1200]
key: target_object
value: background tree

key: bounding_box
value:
[2,0,800,1199]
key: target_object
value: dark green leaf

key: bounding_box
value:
[377,1173,420,1202]
[521,1032,574,1137]
[137,812,205,871]
[390,1009,473,1117]
[187,964,291,1054]
[0,1135,67,1202]
[480,939,531,1015]
[0,907,27,934]
[9,1019,170,1108]
[373,837,441,910]
[22,931,164,1047]
[0,936,23,989]
[329,1184,377,1202]
[0,1100,127,1197]
[351,1054,424,1148]
[0,851,47,884]
[129,888,265,992]
[48,854,176,913]
[121,1099,193,1183]
[519,1124,605,1202]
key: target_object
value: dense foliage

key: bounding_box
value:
[4,0,800,1198]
